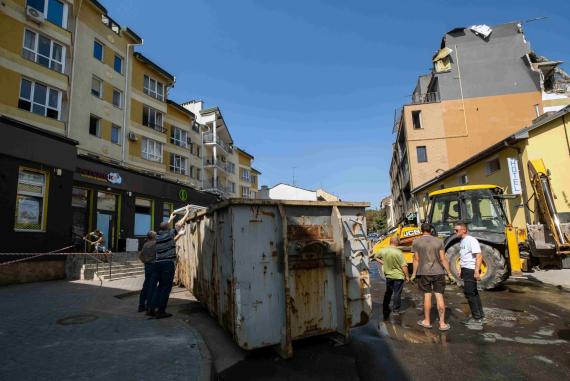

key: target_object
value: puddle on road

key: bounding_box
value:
[57,314,98,326]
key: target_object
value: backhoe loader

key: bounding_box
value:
[373,158,570,289]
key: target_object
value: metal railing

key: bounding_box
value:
[411,91,440,104]
[203,133,233,153]
[143,121,167,134]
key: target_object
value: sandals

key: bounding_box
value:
[417,320,432,329]
[439,323,451,331]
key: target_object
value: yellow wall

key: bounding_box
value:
[524,117,570,218]
[415,113,570,228]
[131,99,143,125]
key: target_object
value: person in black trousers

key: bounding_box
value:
[454,222,485,325]
[138,231,156,312]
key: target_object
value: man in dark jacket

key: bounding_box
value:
[138,231,156,312]
[147,206,191,319]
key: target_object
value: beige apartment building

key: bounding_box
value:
[390,22,569,223]
[0,0,257,270]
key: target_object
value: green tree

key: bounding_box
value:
[366,209,387,233]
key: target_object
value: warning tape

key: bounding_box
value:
[0,246,110,266]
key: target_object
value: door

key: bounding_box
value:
[96,191,118,251]
[71,187,90,248]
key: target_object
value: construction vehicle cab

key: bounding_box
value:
[426,185,515,289]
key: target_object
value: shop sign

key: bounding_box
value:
[179,189,188,201]
[78,168,123,185]
[507,157,522,195]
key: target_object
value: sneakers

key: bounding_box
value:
[145,308,156,317]
[461,317,484,325]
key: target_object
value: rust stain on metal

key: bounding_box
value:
[261,210,275,218]
[287,224,333,241]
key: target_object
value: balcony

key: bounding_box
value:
[203,133,233,154]
[204,158,229,173]
[203,179,229,194]
[411,91,440,104]
[143,121,167,134]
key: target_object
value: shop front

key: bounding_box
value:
[73,155,217,251]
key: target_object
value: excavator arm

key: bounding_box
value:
[527,159,570,255]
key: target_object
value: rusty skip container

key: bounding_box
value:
[175,199,372,357]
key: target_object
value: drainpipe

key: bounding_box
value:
[563,114,570,156]
[66,0,83,138]
[122,40,144,163]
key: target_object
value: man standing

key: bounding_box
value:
[374,236,409,317]
[138,231,156,313]
[148,206,191,319]
[454,222,485,325]
[411,223,453,331]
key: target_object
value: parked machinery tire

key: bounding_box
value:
[446,242,507,290]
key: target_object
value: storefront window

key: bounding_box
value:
[163,202,173,222]
[14,168,48,231]
[135,197,153,236]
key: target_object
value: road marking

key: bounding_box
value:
[482,332,567,345]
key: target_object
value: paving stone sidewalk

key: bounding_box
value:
[0,277,210,381]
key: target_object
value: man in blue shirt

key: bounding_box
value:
[147,206,191,319]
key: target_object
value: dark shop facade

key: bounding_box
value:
[0,116,217,256]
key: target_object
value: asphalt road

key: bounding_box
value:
[192,263,570,380]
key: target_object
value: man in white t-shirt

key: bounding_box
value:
[454,222,485,325]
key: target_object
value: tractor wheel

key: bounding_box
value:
[446,243,507,290]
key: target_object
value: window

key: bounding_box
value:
[171,127,188,148]
[93,40,103,61]
[162,202,173,222]
[91,76,102,98]
[241,186,250,199]
[114,54,123,74]
[190,165,195,179]
[459,174,469,185]
[141,137,163,162]
[417,146,428,163]
[15,168,48,231]
[485,158,501,176]
[22,29,65,73]
[27,0,68,28]
[18,78,61,120]
[111,124,121,145]
[134,198,153,236]
[241,168,250,181]
[228,162,235,174]
[143,75,164,101]
[112,88,122,108]
[464,190,505,233]
[196,146,201,158]
[89,115,101,137]
[196,168,201,181]
[169,153,187,175]
[412,110,422,129]
[229,182,236,193]
[142,105,164,132]
[251,175,257,185]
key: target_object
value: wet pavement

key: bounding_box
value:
[194,263,570,380]
[351,263,570,381]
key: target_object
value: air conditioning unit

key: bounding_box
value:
[128,132,137,141]
[26,6,45,24]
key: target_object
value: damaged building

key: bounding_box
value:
[389,22,570,223]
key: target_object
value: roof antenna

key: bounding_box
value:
[292,166,297,186]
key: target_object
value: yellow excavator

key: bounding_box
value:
[374,158,570,289]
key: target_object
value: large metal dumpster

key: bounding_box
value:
[176,199,371,357]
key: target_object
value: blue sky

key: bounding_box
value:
[105,0,570,207]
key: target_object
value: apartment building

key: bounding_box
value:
[389,22,565,222]
[236,148,260,199]
[0,0,219,262]
[182,100,263,199]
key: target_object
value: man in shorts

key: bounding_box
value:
[411,223,453,331]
